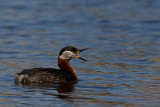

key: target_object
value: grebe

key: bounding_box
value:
[15,46,88,83]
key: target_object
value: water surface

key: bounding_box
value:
[0,0,160,107]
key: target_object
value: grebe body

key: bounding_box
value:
[15,46,87,83]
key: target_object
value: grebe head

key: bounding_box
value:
[59,46,87,61]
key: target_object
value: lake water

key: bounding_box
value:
[0,0,160,106]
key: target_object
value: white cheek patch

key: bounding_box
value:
[59,51,76,59]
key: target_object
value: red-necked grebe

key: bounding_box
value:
[15,46,88,83]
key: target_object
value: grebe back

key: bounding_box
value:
[15,46,87,83]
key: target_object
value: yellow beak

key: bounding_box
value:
[75,49,88,61]
[75,51,80,54]
[75,54,79,58]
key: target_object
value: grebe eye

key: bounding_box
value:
[72,48,77,53]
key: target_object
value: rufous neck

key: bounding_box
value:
[58,57,78,81]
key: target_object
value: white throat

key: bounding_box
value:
[59,51,76,60]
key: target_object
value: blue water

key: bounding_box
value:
[0,0,160,106]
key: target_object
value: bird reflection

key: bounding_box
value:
[56,83,75,93]
[15,82,76,95]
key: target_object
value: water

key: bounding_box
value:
[0,0,160,106]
